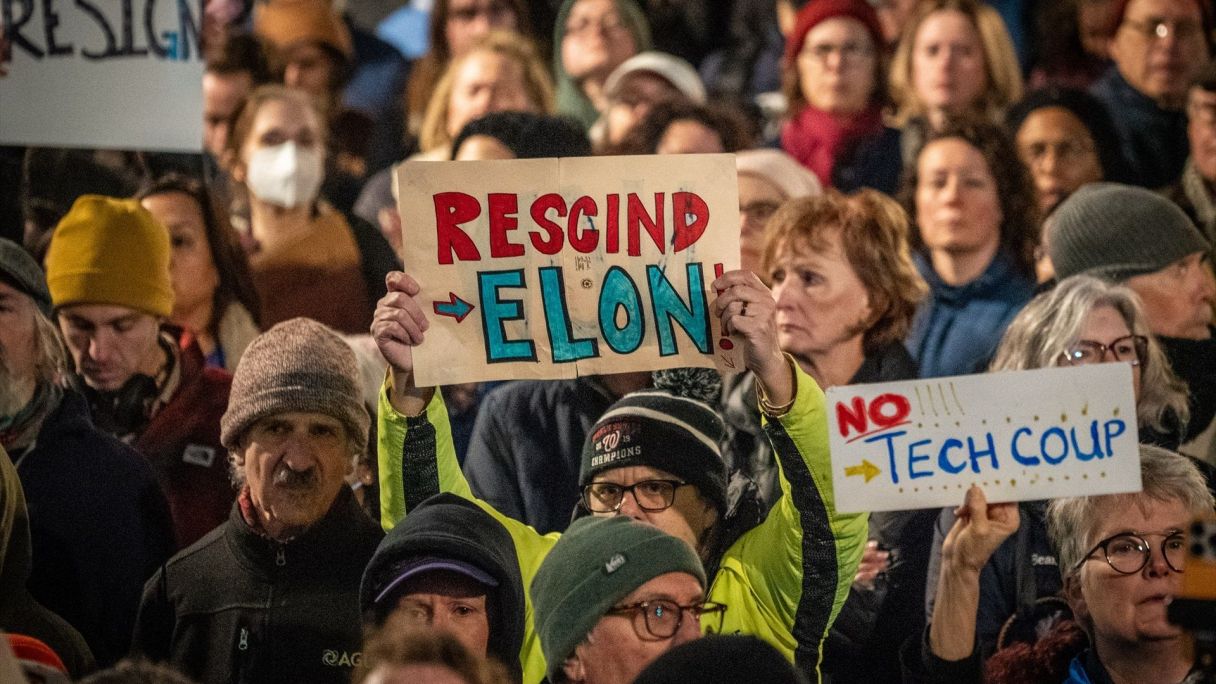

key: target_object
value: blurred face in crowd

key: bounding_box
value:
[454,135,516,160]
[1015,106,1104,214]
[586,465,717,553]
[234,95,324,199]
[58,305,163,392]
[282,42,340,98]
[737,173,785,275]
[562,572,705,684]
[914,137,1004,272]
[0,282,38,416]
[1124,252,1215,340]
[445,50,538,139]
[873,0,918,45]
[384,571,491,657]
[1187,86,1216,181]
[769,231,873,365]
[1108,0,1207,108]
[1067,496,1190,652]
[562,0,638,84]
[1066,305,1143,400]
[1078,0,1115,59]
[203,70,254,159]
[363,665,467,684]
[444,0,519,58]
[239,411,351,539]
[140,192,220,332]
[656,120,724,154]
[797,17,877,116]
[911,9,988,119]
[605,72,681,146]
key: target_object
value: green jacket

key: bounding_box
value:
[378,365,867,683]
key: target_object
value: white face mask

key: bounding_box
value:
[245,141,324,209]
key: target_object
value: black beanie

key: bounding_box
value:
[450,111,592,160]
[632,635,808,684]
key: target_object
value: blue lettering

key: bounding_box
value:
[1070,421,1104,461]
[865,430,906,484]
[1011,426,1039,466]
[539,267,597,363]
[478,270,536,362]
[937,438,966,474]
[599,267,645,354]
[967,433,999,473]
[1103,419,1127,456]
[908,439,933,479]
[1040,427,1069,465]
[648,263,711,356]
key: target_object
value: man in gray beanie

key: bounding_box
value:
[132,317,384,684]
[1049,182,1216,459]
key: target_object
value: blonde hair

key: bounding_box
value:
[417,31,555,153]
[888,0,1023,126]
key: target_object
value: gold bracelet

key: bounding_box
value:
[757,354,798,418]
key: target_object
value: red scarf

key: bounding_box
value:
[780,105,885,188]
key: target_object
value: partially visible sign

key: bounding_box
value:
[0,0,204,151]
[827,364,1142,513]
[396,154,742,386]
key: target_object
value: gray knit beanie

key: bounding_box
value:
[1049,182,1208,282]
[531,515,706,680]
[0,238,51,317]
[220,317,369,453]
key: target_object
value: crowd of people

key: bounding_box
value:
[3,0,1216,682]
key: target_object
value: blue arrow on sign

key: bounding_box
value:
[433,293,474,323]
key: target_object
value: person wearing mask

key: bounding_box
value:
[224,85,398,334]
[131,319,384,684]
[553,0,651,129]
[901,119,1039,379]
[1090,0,1212,189]
[43,197,233,549]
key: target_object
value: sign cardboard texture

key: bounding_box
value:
[827,364,1142,513]
[395,154,742,386]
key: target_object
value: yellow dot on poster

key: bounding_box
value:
[1033,415,1039,421]
[1082,473,1088,479]
[1100,471,1107,478]
[1061,413,1068,422]
[1113,407,1120,417]
[1010,479,1017,487]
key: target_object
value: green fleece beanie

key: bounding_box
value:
[531,516,706,680]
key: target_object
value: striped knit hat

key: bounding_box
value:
[579,369,727,515]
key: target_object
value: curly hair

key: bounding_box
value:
[762,190,927,354]
[610,99,751,155]
[900,116,1040,278]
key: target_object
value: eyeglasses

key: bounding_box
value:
[1120,17,1205,42]
[581,479,690,513]
[605,599,728,639]
[1074,530,1187,574]
[740,200,781,225]
[1060,335,1148,367]
[799,41,875,65]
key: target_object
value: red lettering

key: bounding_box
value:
[529,193,566,255]
[672,192,709,252]
[836,397,868,438]
[434,192,481,265]
[569,196,599,253]
[627,192,665,256]
[606,193,620,253]
[869,394,911,428]
[487,193,523,258]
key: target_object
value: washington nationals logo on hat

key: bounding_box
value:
[590,421,642,468]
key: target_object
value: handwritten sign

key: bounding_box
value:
[395,154,742,386]
[827,364,1142,513]
[0,0,204,151]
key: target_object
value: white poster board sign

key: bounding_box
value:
[827,364,1142,513]
[0,0,204,151]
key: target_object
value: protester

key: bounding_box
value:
[553,0,651,129]
[632,635,809,684]
[360,493,527,680]
[889,0,1023,159]
[203,34,272,164]
[900,119,1038,379]
[254,0,354,110]
[0,239,174,666]
[591,51,706,151]
[373,265,867,682]
[735,149,822,277]
[0,446,95,678]
[531,515,714,683]
[1050,182,1216,463]
[1025,0,1113,90]
[43,196,233,548]
[779,0,903,194]
[353,627,511,684]
[137,176,262,372]
[1006,88,1129,215]
[613,100,750,154]
[1166,60,1216,249]
[224,85,399,335]
[131,318,383,684]
[77,659,198,684]
[1090,0,1211,188]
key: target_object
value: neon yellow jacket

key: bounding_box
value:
[377,365,867,683]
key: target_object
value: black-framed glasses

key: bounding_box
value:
[605,599,728,639]
[1061,335,1148,367]
[1120,17,1204,42]
[582,479,691,513]
[1074,530,1187,575]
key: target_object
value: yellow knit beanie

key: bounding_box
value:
[45,195,174,318]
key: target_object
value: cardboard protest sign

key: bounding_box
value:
[827,364,1142,513]
[0,0,204,151]
[395,154,742,386]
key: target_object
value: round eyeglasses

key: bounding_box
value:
[1061,335,1148,367]
[605,599,728,639]
[1074,531,1187,575]
[581,479,691,514]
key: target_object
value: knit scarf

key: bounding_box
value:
[780,104,885,188]
[0,382,61,453]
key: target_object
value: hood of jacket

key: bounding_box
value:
[552,0,652,128]
[359,493,525,677]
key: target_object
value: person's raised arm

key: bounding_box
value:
[711,269,793,408]
[371,271,435,416]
